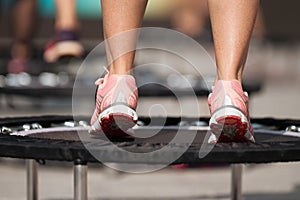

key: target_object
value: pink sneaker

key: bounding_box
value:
[89,69,138,136]
[208,80,255,143]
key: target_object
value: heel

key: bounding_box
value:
[209,106,249,142]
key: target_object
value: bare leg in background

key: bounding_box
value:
[54,0,78,30]
[11,0,37,60]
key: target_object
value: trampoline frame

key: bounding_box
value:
[26,159,89,200]
[25,160,243,200]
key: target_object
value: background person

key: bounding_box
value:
[7,0,84,74]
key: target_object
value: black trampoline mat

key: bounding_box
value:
[1,115,300,165]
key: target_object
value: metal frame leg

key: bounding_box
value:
[74,161,88,200]
[231,164,243,200]
[26,159,38,200]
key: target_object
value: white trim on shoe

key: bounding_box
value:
[98,104,138,122]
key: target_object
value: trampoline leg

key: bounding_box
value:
[74,162,88,200]
[26,159,38,200]
[231,164,243,200]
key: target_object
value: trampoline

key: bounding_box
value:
[0,71,262,98]
[1,115,300,200]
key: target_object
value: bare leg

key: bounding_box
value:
[11,0,36,59]
[208,0,259,82]
[101,0,148,74]
[54,0,78,30]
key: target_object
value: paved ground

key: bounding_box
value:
[1,159,300,200]
[0,41,300,199]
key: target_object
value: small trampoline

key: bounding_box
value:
[1,115,300,200]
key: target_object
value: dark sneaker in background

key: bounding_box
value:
[44,30,84,63]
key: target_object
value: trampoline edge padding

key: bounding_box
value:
[1,134,300,164]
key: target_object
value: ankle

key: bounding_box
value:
[55,21,78,32]
[109,65,132,75]
[216,76,242,84]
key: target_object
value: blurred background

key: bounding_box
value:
[0,0,300,199]
[0,0,299,118]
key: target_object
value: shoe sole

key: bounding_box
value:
[91,104,138,137]
[209,106,255,143]
[44,41,84,63]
